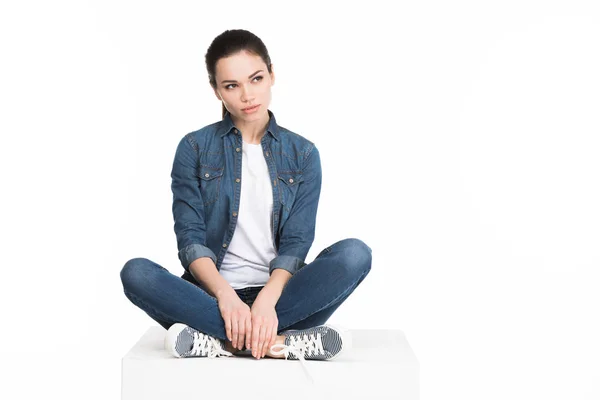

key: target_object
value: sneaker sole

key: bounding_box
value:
[322,323,350,361]
[164,322,189,358]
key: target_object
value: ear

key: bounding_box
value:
[270,64,275,86]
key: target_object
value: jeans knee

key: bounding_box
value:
[336,238,372,276]
[120,257,154,291]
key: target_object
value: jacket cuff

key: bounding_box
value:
[269,255,306,276]
[178,243,217,272]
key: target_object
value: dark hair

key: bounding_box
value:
[205,29,273,119]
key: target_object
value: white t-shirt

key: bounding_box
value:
[219,140,277,289]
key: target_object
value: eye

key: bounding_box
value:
[224,76,263,90]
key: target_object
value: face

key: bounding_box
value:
[213,50,275,122]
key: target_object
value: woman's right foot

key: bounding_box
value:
[165,323,233,358]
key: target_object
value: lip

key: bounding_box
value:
[242,104,260,112]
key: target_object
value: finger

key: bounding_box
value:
[251,319,261,357]
[238,316,246,350]
[236,317,243,350]
[245,317,252,350]
[264,323,274,358]
[268,323,278,354]
[258,323,267,358]
[231,315,239,349]
[224,313,232,342]
[260,323,268,358]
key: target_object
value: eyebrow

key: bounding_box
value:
[220,70,264,84]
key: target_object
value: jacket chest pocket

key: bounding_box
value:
[278,172,303,212]
[197,164,224,206]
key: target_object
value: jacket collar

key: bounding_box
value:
[219,108,280,141]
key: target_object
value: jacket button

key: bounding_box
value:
[289,178,294,183]
[273,179,277,186]
[222,243,228,248]
[236,178,240,183]
[205,173,210,178]
[234,129,238,134]
[236,147,240,152]
[232,212,237,217]
[265,152,269,157]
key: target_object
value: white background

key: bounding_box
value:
[1,1,599,399]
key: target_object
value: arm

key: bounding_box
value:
[171,135,218,273]
[256,269,292,305]
[189,257,236,299]
[268,144,322,277]
[171,136,236,298]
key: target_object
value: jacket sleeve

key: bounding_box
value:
[171,135,217,272]
[269,144,322,276]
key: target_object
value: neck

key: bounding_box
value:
[231,111,270,144]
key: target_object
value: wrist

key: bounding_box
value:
[215,285,235,301]
[257,285,281,306]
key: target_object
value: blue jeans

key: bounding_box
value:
[120,238,372,340]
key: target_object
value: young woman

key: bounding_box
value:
[120,29,372,363]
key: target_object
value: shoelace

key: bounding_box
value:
[190,331,233,358]
[270,331,325,383]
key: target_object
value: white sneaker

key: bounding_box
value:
[270,324,346,361]
[165,323,233,358]
[269,325,347,383]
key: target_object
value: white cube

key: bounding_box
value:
[122,326,419,399]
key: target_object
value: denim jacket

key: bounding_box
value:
[171,109,321,280]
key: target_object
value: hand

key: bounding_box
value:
[216,289,252,351]
[249,292,278,359]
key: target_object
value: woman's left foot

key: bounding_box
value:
[269,325,346,361]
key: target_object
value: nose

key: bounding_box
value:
[240,83,255,102]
